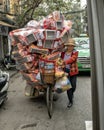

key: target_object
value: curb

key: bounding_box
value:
[9,70,19,78]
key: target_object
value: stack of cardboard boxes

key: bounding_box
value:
[9,11,72,97]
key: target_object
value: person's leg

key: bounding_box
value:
[67,75,77,108]
[67,88,73,103]
[70,75,77,93]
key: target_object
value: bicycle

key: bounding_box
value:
[39,58,56,118]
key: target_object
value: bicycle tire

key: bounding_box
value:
[46,85,53,118]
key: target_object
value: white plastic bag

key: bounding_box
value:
[36,72,41,81]
[55,76,72,93]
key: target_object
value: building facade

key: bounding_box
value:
[0,0,17,61]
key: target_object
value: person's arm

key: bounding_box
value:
[64,51,78,64]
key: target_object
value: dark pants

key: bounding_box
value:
[65,68,77,103]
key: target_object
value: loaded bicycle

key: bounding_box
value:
[8,11,72,119]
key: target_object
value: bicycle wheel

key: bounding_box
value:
[46,85,53,118]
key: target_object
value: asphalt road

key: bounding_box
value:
[0,72,92,130]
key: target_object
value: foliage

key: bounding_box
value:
[14,0,43,27]
[15,0,83,26]
[0,0,87,35]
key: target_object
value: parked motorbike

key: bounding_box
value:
[0,69,9,106]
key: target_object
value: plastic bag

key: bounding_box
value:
[36,72,41,81]
[55,76,72,93]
